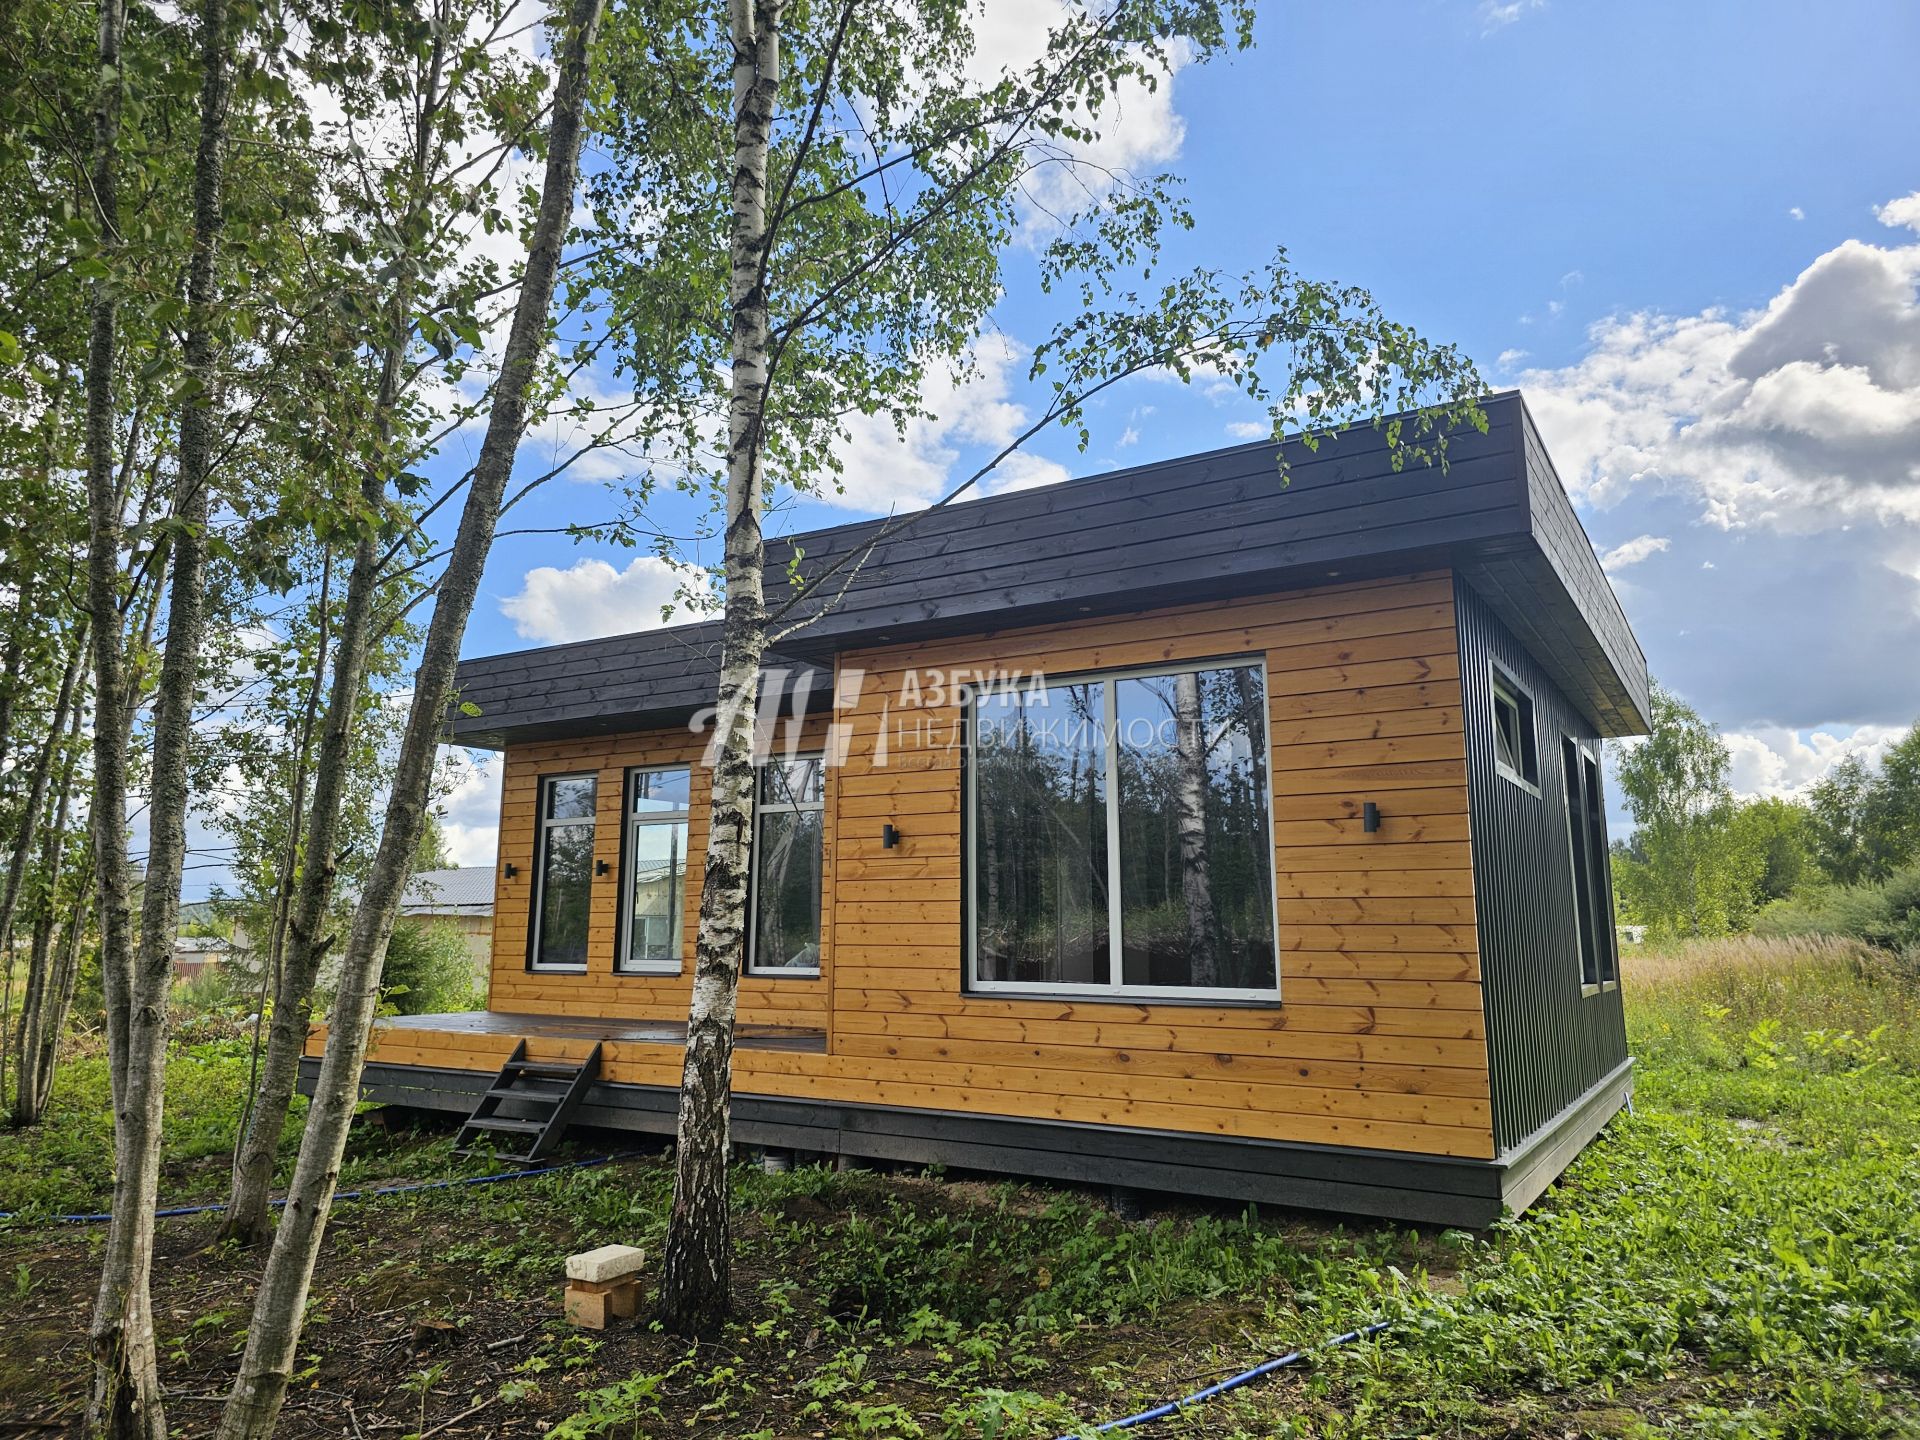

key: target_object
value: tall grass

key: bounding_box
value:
[1625,932,1920,1072]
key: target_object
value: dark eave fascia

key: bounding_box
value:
[447,618,833,750]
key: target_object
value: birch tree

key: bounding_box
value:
[219,0,525,1244]
[585,0,1486,1335]
[216,0,607,1427]
[1171,671,1223,987]
[85,0,233,1426]
[9,689,91,1124]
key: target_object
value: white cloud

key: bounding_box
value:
[1496,348,1529,369]
[814,333,1072,512]
[436,749,504,869]
[1722,724,1908,801]
[1517,193,1920,532]
[512,368,665,489]
[1518,191,1920,733]
[1225,420,1268,440]
[1598,534,1670,572]
[1479,0,1544,31]
[978,450,1073,497]
[1875,191,1920,233]
[499,555,710,644]
[1790,206,1806,221]
[1118,426,1139,448]
[964,3,1189,225]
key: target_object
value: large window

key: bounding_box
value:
[1562,737,1619,989]
[749,755,824,974]
[620,766,691,973]
[968,659,1279,999]
[531,774,596,970]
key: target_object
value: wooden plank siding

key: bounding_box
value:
[483,714,838,1031]
[316,572,1496,1160]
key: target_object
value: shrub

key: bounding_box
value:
[1755,864,1920,955]
[378,918,484,1015]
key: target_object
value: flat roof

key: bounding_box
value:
[448,392,1648,749]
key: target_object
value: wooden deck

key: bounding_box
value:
[367,1011,828,1053]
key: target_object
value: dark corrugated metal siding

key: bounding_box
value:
[1457,578,1629,1154]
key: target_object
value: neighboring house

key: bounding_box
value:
[303,392,1647,1226]
[401,866,496,969]
[172,933,232,979]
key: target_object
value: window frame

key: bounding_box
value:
[963,653,1283,1005]
[615,764,692,976]
[746,752,826,978]
[1490,662,1541,794]
[528,772,597,973]
[1562,737,1621,994]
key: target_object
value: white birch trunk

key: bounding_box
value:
[214,2,605,1429]
[4,628,89,1123]
[656,0,780,1339]
[222,3,452,1242]
[13,877,90,1127]
[89,0,229,1429]
[0,625,89,1030]
[75,0,146,1422]
[221,507,385,1244]
[1171,671,1222,988]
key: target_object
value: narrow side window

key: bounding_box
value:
[1561,739,1601,986]
[1562,738,1619,989]
[531,774,597,970]
[748,755,825,975]
[1492,666,1539,790]
[1581,749,1621,984]
[619,766,692,974]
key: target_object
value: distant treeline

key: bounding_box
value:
[1611,685,1920,952]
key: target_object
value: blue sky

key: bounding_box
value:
[415,0,1920,864]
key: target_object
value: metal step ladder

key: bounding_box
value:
[455,1040,602,1164]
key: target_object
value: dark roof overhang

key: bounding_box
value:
[446,392,1649,750]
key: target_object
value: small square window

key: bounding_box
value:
[1491,668,1539,789]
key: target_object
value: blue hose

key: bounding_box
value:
[1055,1320,1391,1437]
[0,1152,635,1225]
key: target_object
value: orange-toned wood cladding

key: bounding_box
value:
[332,572,1493,1158]
[482,713,836,1031]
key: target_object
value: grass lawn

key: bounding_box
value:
[3,940,1918,1438]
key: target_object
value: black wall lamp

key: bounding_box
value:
[1362,801,1381,835]
[503,862,519,879]
[595,859,611,877]
[882,823,901,850]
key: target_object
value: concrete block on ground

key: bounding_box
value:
[565,1244,646,1283]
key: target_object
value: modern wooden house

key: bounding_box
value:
[301,391,1647,1226]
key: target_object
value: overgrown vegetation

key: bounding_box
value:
[4,934,1916,1436]
[365,918,485,1017]
[1611,682,1920,945]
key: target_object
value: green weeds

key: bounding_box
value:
[4,937,1915,1437]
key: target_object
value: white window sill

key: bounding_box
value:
[968,983,1282,1007]
[1494,762,1541,797]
